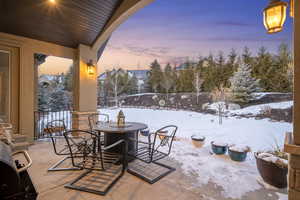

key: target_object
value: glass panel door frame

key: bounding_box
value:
[0,49,11,123]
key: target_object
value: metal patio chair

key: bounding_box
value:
[88,113,109,143]
[63,130,127,196]
[46,120,84,171]
[128,125,178,184]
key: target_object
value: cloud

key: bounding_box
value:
[123,44,172,58]
[214,21,254,27]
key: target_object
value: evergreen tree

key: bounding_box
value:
[148,60,163,93]
[230,62,260,103]
[37,83,50,111]
[252,47,274,91]
[63,65,73,92]
[48,88,71,111]
[202,54,217,91]
[242,47,253,66]
[161,63,174,97]
[178,61,194,92]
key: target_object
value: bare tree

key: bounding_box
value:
[210,85,231,125]
[161,74,173,99]
[193,71,204,104]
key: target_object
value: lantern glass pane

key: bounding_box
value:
[264,3,287,33]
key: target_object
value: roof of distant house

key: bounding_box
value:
[127,69,149,79]
[98,69,149,81]
[175,62,197,71]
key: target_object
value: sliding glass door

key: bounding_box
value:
[0,45,19,131]
[0,50,10,122]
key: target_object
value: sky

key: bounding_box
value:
[40,0,293,75]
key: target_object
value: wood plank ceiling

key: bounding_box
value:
[0,0,122,48]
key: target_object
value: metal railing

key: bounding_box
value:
[34,110,72,140]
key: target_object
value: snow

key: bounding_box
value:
[257,152,288,167]
[229,145,250,153]
[276,192,288,200]
[253,92,287,100]
[212,141,228,147]
[100,107,292,199]
[229,101,293,116]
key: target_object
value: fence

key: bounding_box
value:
[34,110,72,139]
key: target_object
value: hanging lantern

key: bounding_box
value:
[263,0,288,34]
[290,0,294,18]
[87,60,95,75]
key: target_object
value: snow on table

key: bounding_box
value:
[100,107,292,199]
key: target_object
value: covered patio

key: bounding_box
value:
[0,0,300,199]
[27,140,285,200]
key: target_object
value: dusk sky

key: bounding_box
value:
[40,0,293,75]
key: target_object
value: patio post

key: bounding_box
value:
[72,44,98,130]
[288,1,300,199]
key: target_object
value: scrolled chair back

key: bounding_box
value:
[151,125,178,156]
[88,113,109,131]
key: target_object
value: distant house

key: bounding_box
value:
[174,62,198,71]
[98,69,150,93]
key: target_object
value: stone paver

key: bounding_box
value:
[27,141,287,200]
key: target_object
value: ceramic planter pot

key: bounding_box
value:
[191,135,205,148]
[255,152,288,188]
[140,129,150,136]
[211,141,227,155]
[228,148,248,162]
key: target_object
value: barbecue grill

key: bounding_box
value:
[0,141,37,200]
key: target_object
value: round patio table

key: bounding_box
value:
[93,122,148,164]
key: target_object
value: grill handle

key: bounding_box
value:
[12,150,33,173]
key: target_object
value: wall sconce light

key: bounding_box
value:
[87,60,96,75]
[263,0,288,34]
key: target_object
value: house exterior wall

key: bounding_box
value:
[0,32,76,142]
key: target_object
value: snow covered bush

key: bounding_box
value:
[152,95,158,100]
[159,99,166,107]
[259,105,272,115]
[202,102,210,110]
[230,62,260,103]
[227,103,241,110]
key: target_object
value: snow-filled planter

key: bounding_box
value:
[158,130,168,140]
[228,145,251,162]
[191,135,205,148]
[211,141,228,155]
[140,129,150,136]
[255,152,288,188]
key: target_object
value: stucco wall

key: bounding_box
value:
[0,32,76,142]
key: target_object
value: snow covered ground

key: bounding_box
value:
[100,107,291,199]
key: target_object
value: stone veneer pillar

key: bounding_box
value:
[72,111,98,130]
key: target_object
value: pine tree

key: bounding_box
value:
[202,54,217,91]
[230,62,260,103]
[48,88,71,111]
[161,63,174,98]
[63,65,73,92]
[148,60,163,93]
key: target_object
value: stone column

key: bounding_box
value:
[72,44,98,130]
